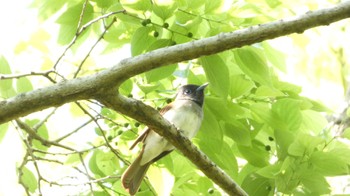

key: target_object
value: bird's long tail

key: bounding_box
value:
[121,152,151,195]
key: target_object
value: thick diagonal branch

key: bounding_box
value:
[1,1,350,124]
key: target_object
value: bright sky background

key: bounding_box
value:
[0,0,348,194]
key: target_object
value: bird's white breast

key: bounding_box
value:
[140,100,203,165]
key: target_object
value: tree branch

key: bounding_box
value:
[1,1,350,124]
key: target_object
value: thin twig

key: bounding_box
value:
[73,17,118,78]
[0,70,59,83]
[15,119,76,151]
[53,10,125,70]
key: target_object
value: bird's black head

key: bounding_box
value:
[175,83,208,107]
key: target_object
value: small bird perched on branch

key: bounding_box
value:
[121,83,209,195]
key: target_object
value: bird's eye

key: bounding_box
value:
[184,89,192,94]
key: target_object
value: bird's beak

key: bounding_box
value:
[196,83,209,91]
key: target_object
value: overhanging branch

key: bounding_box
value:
[1,1,350,124]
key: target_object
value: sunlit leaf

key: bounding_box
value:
[16,77,33,93]
[310,151,349,176]
[272,98,302,131]
[262,42,286,72]
[230,74,255,98]
[21,167,37,193]
[300,171,331,194]
[200,55,230,98]
[96,150,118,176]
[241,173,273,196]
[0,56,12,92]
[224,121,251,146]
[152,2,177,20]
[234,46,272,86]
[237,140,269,167]
[131,27,156,56]
[0,123,8,143]
[56,2,94,45]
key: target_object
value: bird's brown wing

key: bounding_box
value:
[129,102,174,150]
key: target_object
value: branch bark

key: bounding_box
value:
[1,1,350,123]
[1,2,350,195]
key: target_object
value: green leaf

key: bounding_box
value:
[230,74,255,98]
[218,142,239,178]
[26,120,49,152]
[119,79,133,96]
[121,0,152,12]
[288,134,324,157]
[137,82,160,94]
[197,106,223,147]
[65,154,81,165]
[300,110,327,134]
[262,42,286,72]
[300,171,331,194]
[274,129,295,159]
[16,77,33,93]
[93,0,114,8]
[224,121,251,146]
[237,140,269,167]
[273,80,302,94]
[0,123,8,143]
[200,55,230,98]
[0,56,13,92]
[145,40,177,82]
[96,150,118,176]
[21,166,38,193]
[310,151,349,176]
[88,150,104,177]
[56,2,94,45]
[256,163,282,179]
[234,46,272,86]
[152,2,177,20]
[272,98,302,131]
[131,27,156,56]
[241,173,272,196]
[343,128,350,140]
[205,97,234,121]
[255,85,285,97]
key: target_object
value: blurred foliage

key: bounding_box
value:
[1,0,350,195]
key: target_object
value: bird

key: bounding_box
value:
[121,83,208,195]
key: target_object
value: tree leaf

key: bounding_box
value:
[0,56,12,92]
[230,74,255,98]
[145,40,177,82]
[262,42,286,72]
[200,55,230,98]
[241,173,273,196]
[131,27,156,56]
[21,166,38,193]
[310,151,349,176]
[234,46,272,86]
[274,129,295,159]
[224,121,251,146]
[256,163,282,179]
[16,77,33,93]
[96,150,118,176]
[300,171,331,194]
[56,2,94,45]
[152,2,177,20]
[0,123,8,143]
[88,150,104,177]
[237,140,269,167]
[272,98,302,132]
